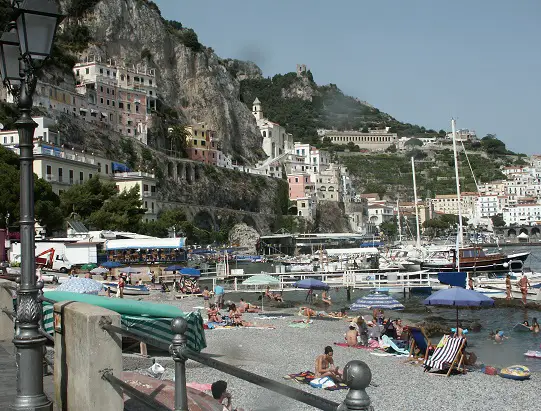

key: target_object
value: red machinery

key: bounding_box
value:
[35,248,55,268]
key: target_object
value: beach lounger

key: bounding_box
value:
[408,327,432,360]
[424,336,466,376]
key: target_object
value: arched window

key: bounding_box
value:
[263,131,266,137]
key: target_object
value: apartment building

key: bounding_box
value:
[503,203,541,226]
[294,143,331,173]
[185,123,221,166]
[287,173,314,201]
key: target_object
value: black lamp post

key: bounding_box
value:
[0,1,63,410]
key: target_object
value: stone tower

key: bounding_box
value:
[252,97,263,121]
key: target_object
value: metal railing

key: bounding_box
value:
[100,316,374,411]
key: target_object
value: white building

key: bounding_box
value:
[476,195,500,218]
[0,117,61,146]
[321,128,398,151]
[296,197,316,220]
[315,164,341,202]
[503,203,541,226]
[294,143,331,173]
[432,192,478,221]
[367,203,394,232]
[252,98,294,158]
[446,129,477,141]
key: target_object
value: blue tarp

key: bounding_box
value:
[438,272,467,288]
[112,162,131,172]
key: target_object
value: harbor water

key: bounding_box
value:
[211,245,541,371]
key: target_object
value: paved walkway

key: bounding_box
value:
[0,341,56,409]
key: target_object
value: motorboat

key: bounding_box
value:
[102,282,150,296]
[421,246,529,272]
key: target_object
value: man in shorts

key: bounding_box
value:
[214,284,225,309]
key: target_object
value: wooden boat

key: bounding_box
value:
[421,247,529,272]
[102,282,150,296]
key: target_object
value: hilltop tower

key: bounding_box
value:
[252,97,263,121]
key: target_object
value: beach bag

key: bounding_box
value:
[309,377,336,389]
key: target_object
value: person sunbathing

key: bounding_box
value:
[455,327,477,365]
[315,346,342,382]
[321,291,332,307]
[265,286,283,302]
[207,304,222,323]
[345,325,359,347]
[229,304,243,326]
[238,298,260,313]
[299,306,317,321]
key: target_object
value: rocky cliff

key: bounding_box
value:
[55,0,262,162]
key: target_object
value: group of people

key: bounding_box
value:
[345,315,406,348]
[206,298,261,327]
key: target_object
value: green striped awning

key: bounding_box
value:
[42,305,206,352]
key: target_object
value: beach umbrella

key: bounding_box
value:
[423,287,495,329]
[101,261,124,269]
[80,263,97,271]
[90,267,109,274]
[119,266,141,274]
[56,278,103,295]
[242,274,280,312]
[293,278,329,290]
[349,292,405,311]
[165,264,184,272]
[350,293,404,311]
[180,267,201,277]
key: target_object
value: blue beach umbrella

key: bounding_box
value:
[180,267,201,277]
[423,287,495,329]
[349,292,405,311]
[293,278,329,290]
[101,261,124,269]
[56,278,103,295]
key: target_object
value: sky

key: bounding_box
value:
[155,0,541,154]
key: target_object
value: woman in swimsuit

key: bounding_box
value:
[207,304,222,323]
[505,274,511,300]
[229,304,243,326]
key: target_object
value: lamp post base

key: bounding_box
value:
[10,395,53,411]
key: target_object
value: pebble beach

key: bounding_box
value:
[124,294,540,411]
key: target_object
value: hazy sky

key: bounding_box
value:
[155,0,541,154]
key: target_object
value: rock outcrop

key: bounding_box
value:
[228,223,260,253]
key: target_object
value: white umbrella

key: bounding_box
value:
[90,267,109,274]
[242,274,280,312]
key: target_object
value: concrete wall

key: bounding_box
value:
[54,302,123,411]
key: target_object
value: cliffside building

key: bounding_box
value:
[73,55,158,145]
[320,128,398,151]
[252,98,294,158]
[184,123,221,166]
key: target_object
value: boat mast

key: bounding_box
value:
[396,198,402,243]
[411,157,422,248]
[451,118,463,270]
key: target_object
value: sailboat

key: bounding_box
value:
[420,119,529,273]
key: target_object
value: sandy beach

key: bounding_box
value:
[123,294,540,411]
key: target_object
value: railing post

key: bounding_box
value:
[338,360,373,411]
[170,317,189,411]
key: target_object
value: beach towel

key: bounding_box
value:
[381,335,409,355]
[333,342,374,350]
[309,377,336,389]
[283,371,348,391]
[424,337,465,371]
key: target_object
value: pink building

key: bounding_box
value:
[287,173,314,200]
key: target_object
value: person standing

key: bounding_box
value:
[468,275,474,290]
[214,284,225,309]
[518,273,531,305]
[505,274,512,300]
[118,275,125,298]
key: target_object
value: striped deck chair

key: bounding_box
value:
[408,327,432,360]
[424,336,466,376]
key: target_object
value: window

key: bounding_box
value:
[195,150,198,155]
[79,172,83,182]
[145,201,148,208]
[149,79,153,86]
[120,74,125,81]
[46,165,51,175]
[89,173,93,179]
[112,90,115,96]
[76,69,80,76]
[295,177,299,183]
[201,140,205,146]
[100,68,103,74]
[135,105,139,113]
[143,184,149,192]
[100,98,103,104]
[69,169,73,183]
[107,70,110,76]
[98,162,101,172]
[113,72,116,77]
[112,101,115,107]
[193,140,197,146]
[149,91,153,96]
[85,68,89,74]
[127,129,131,134]
[106,99,110,105]
[118,102,123,109]
[100,86,103,92]
[263,131,266,137]
[58,167,63,182]
[127,103,131,111]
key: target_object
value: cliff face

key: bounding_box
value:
[59,0,262,162]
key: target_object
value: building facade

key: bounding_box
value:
[321,128,398,151]
[252,98,294,158]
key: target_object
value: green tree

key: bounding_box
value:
[405,138,423,147]
[379,219,398,239]
[168,125,188,155]
[491,214,506,227]
[86,186,145,231]
[385,144,397,153]
[60,175,117,219]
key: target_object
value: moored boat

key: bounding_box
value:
[103,282,150,296]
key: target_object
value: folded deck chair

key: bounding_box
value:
[424,336,466,376]
[408,327,432,360]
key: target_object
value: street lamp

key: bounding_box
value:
[0,1,63,410]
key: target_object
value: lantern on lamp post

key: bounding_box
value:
[0,1,63,410]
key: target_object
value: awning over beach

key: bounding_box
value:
[105,237,186,250]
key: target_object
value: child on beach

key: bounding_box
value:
[345,325,359,347]
[494,330,508,343]
[202,286,211,308]
[207,304,222,323]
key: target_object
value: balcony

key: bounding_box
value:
[112,171,156,180]
[142,191,156,198]
[34,146,96,166]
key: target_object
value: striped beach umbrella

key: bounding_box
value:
[350,292,405,311]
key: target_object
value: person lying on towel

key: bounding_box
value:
[315,346,342,382]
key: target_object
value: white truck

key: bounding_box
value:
[10,242,72,273]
